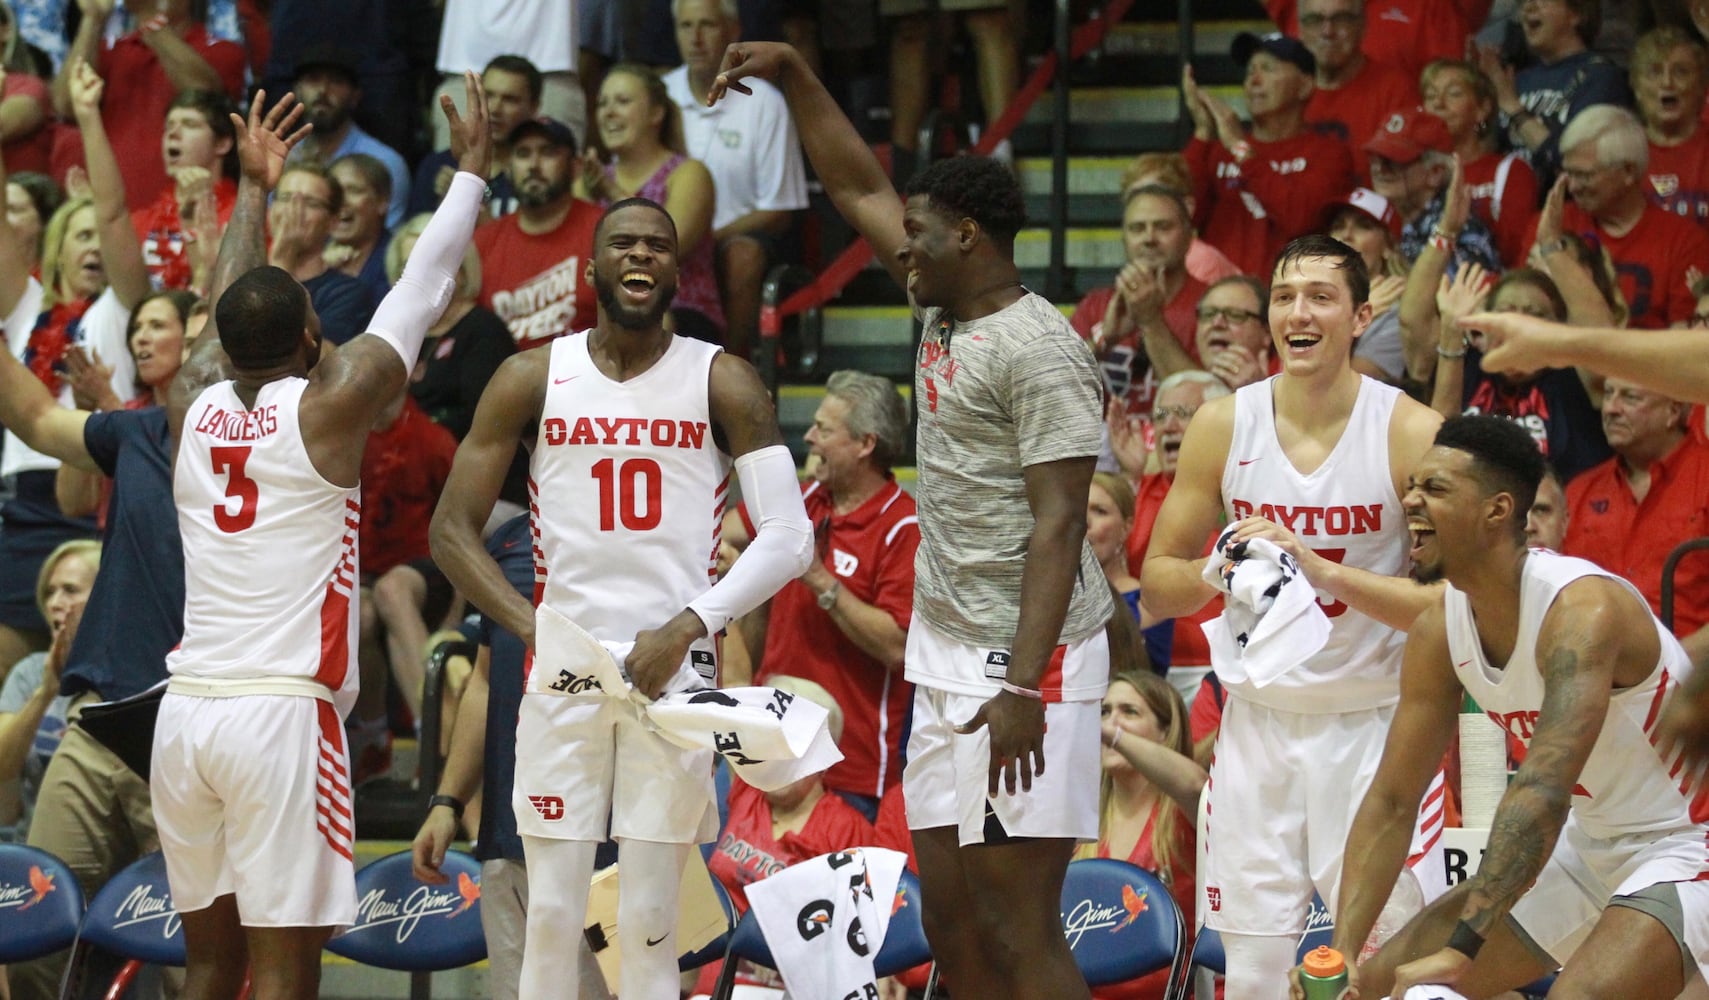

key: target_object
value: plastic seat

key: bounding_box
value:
[323,849,486,972]
[709,867,933,1000]
[0,843,84,962]
[76,850,191,1000]
[1059,858,1186,988]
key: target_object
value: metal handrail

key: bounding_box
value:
[1661,537,1709,631]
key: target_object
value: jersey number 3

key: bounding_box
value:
[592,457,661,531]
[211,446,258,533]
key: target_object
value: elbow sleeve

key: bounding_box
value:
[688,445,812,635]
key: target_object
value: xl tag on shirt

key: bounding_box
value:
[984,651,1011,681]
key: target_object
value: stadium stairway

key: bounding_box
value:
[779,1,1273,458]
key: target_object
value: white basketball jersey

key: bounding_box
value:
[167,378,360,710]
[529,333,731,687]
[1447,551,1709,838]
[1221,376,1408,712]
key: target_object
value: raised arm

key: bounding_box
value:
[167,90,311,440]
[430,352,546,647]
[66,59,149,310]
[0,339,98,471]
[138,17,229,96]
[625,353,813,698]
[1466,311,1709,404]
[1390,579,1638,996]
[52,0,110,118]
[709,42,908,290]
[300,72,492,487]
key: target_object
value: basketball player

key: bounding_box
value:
[710,44,1113,1000]
[1140,234,1444,999]
[1298,415,1709,1000]
[427,197,813,1000]
[151,74,491,1000]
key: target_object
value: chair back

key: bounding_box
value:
[324,850,487,971]
[81,851,185,966]
[1059,858,1184,988]
[0,843,84,962]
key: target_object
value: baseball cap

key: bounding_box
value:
[1326,188,1402,241]
[507,116,578,152]
[293,42,360,84]
[1363,108,1453,165]
[1231,32,1316,77]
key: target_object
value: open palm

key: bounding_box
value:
[230,90,311,190]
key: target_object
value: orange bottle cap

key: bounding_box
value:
[1302,945,1345,977]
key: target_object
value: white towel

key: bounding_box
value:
[531,606,843,791]
[1394,987,1473,1000]
[1199,525,1331,688]
[745,848,908,1000]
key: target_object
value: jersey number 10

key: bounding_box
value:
[592,457,662,531]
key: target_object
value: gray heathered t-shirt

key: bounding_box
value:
[911,291,1115,661]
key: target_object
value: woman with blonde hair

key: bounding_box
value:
[576,62,725,344]
[1082,668,1205,1000]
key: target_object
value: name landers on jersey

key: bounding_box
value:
[542,416,711,451]
[193,403,281,441]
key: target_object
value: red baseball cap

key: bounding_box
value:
[1325,188,1402,241]
[1363,108,1452,165]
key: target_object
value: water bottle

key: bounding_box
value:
[1299,945,1351,1000]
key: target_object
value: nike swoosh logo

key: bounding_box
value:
[1237,458,1260,466]
[554,375,580,385]
[645,934,668,947]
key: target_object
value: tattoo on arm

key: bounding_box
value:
[1460,638,1603,936]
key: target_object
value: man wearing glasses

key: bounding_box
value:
[1524,104,1709,329]
[270,162,378,345]
[1296,0,1418,183]
[1194,275,1276,391]
[1070,185,1203,417]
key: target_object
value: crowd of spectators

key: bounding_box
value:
[2,0,1709,997]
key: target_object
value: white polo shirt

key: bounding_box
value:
[663,65,809,234]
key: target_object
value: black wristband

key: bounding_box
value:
[428,793,465,820]
[1446,920,1485,960]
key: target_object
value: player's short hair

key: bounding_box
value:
[216,266,311,369]
[903,155,1026,245]
[1561,104,1648,172]
[1272,233,1369,307]
[824,369,909,469]
[484,54,544,105]
[593,196,678,247]
[1122,183,1192,225]
[330,152,392,203]
[766,675,844,744]
[1434,415,1545,535]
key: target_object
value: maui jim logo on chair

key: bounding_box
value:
[112,882,182,938]
[0,866,55,912]
[1060,885,1149,948]
[983,651,1011,681]
[353,881,478,944]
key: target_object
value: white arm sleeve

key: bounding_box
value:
[367,170,485,368]
[688,444,814,636]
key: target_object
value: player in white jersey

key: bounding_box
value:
[429,197,813,1000]
[152,77,492,1000]
[1143,235,1445,998]
[1304,415,1709,1000]
[709,42,1115,1000]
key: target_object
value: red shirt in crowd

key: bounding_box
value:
[96,25,246,212]
[1460,151,1540,270]
[708,779,880,915]
[1185,133,1355,278]
[1092,813,1197,1000]
[1,73,51,175]
[1530,202,1709,328]
[1563,430,1709,641]
[1265,0,1495,83]
[1305,62,1420,183]
[131,177,237,291]
[1646,133,1709,225]
[1124,473,1222,668]
[359,396,458,577]
[1070,276,1206,416]
[473,200,601,348]
[745,479,919,801]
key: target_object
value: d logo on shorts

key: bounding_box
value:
[527,795,565,821]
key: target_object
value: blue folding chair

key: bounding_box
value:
[74,850,203,1000]
[1058,858,1186,989]
[709,867,934,1000]
[0,843,85,968]
[678,876,737,974]
[324,849,487,977]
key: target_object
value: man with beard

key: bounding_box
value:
[1296,415,1709,1000]
[473,117,601,349]
[430,196,813,1000]
[286,44,410,228]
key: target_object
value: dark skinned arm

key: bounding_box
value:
[412,643,491,883]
